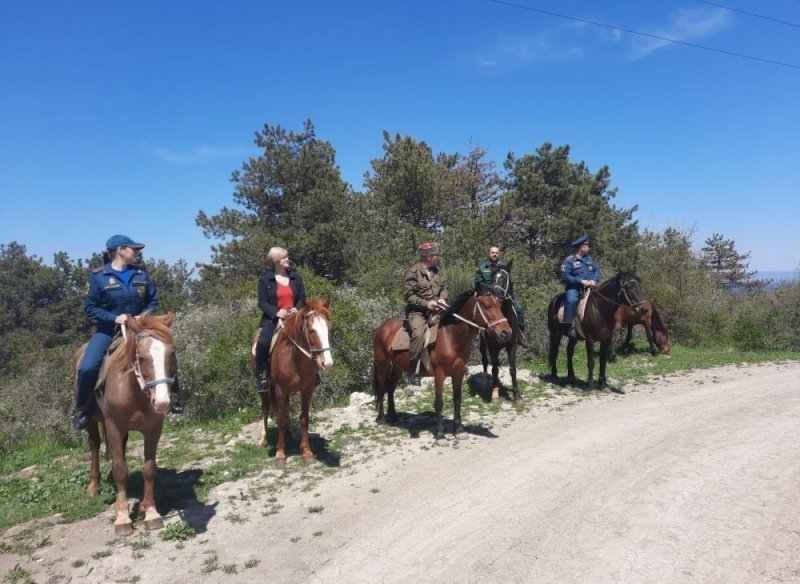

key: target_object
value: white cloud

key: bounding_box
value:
[145,144,247,163]
[629,7,732,60]
[474,28,582,72]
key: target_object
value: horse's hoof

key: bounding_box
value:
[114,522,134,537]
[87,485,100,497]
[567,376,578,386]
[144,517,164,531]
[274,457,286,469]
[513,393,524,404]
[376,416,386,426]
[453,424,466,436]
[302,455,315,465]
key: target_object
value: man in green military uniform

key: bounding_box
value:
[402,242,448,385]
[474,245,526,344]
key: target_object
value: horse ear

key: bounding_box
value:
[163,311,174,327]
[505,259,513,271]
[322,298,331,309]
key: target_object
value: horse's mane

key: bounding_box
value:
[650,302,666,333]
[440,289,477,324]
[100,314,175,384]
[597,271,639,294]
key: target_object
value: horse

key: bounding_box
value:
[72,312,176,536]
[478,261,523,403]
[610,300,669,361]
[372,286,513,440]
[547,272,647,390]
[248,297,333,465]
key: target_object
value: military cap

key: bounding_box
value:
[417,242,440,256]
[571,235,589,247]
[106,234,145,251]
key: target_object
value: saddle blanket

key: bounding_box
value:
[390,322,439,352]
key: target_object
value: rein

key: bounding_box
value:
[440,293,508,333]
[591,279,645,309]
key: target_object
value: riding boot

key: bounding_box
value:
[256,358,271,393]
[516,329,529,348]
[72,399,94,431]
[567,322,578,338]
[408,358,422,386]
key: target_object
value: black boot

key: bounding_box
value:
[567,323,577,338]
[72,406,93,431]
[256,368,270,393]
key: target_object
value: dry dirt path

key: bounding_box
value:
[3,361,800,583]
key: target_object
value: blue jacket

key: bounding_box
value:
[560,254,601,289]
[85,263,158,331]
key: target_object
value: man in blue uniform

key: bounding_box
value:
[560,235,601,337]
[73,235,182,429]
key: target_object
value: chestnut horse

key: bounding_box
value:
[610,300,669,361]
[372,287,512,440]
[72,313,176,536]
[547,273,646,390]
[249,297,333,465]
[478,261,523,403]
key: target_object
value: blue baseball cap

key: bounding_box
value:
[106,235,145,251]
[571,235,589,247]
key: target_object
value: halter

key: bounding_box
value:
[492,268,511,300]
[278,309,332,361]
[440,292,508,333]
[131,330,175,394]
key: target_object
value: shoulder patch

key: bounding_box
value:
[91,266,103,273]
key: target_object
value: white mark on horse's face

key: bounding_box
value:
[148,339,172,413]
[311,315,333,370]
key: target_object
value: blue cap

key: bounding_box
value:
[106,235,145,251]
[571,235,589,247]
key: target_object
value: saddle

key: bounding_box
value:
[557,290,591,337]
[391,319,439,352]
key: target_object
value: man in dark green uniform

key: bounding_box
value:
[474,245,526,344]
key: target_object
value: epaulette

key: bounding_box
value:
[91,266,103,273]
[129,264,146,272]
[564,254,576,261]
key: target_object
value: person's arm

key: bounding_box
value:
[144,274,158,314]
[402,268,427,310]
[559,259,581,286]
[258,275,278,320]
[84,273,117,324]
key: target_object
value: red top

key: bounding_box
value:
[276,282,294,311]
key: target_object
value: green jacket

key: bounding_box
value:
[402,263,448,313]
[474,258,514,289]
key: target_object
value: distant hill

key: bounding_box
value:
[757,271,797,289]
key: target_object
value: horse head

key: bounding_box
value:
[124,312,176,415]
[296,297,334,372]
[616,272,647,315]
[490,260,513,301]
[471,286,513,344]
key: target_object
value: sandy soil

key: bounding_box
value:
[2,361,799,584]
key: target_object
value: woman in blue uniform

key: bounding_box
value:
[72,235,182,429]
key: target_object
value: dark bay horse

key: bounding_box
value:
[249,297,333,465]
[547,273,646,390]
[478,261,523,403]
[72,313,176,536]
[610,300,669,361]
[372,287,512,440]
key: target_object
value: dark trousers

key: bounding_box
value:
[254,320,278,373]
[564,288,580,324]
[75,330,114,411]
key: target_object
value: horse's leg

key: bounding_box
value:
[490,342,502,403]
[598,340,610,390]
[105,424,133,536]
[566,338,578,385]
[644,323,657,356]
[625,324,634,347]
[584,338,596,390]
[274,389,289,465]
[479,336,491,395]
[548,331,561,379]
[258,390,271,448]
[508,343,522,403]
[609,327,618,363]
[433,368,447,441]
[86,420,102,496]
[452,370,466,435]
[141,423,164,531]
[299,389,314,462]
[374,363,386,425]
[386,366,402,425]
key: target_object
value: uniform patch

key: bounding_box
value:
[108,277,116,285]
[573,261,582,268]
[83,282,90,296]
[137,286,146,298]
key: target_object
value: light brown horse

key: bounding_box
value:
[611,300,669,360]
[249,297,333,465]
[372,288,512,440]
[72,313,176,536]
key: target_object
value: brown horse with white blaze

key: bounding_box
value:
[249,297,333,465]
[611,300,669,360]
[372,287,512,440]
[72,312,176,536]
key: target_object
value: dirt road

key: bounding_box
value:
[3,362,799,583]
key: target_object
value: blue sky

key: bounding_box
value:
[1,0,798,273]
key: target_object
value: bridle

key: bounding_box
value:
[130,330,175,396]
[592,276,646,309]
[440,292,508,334]
[492,268,511,300]
[278,309,332,362]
